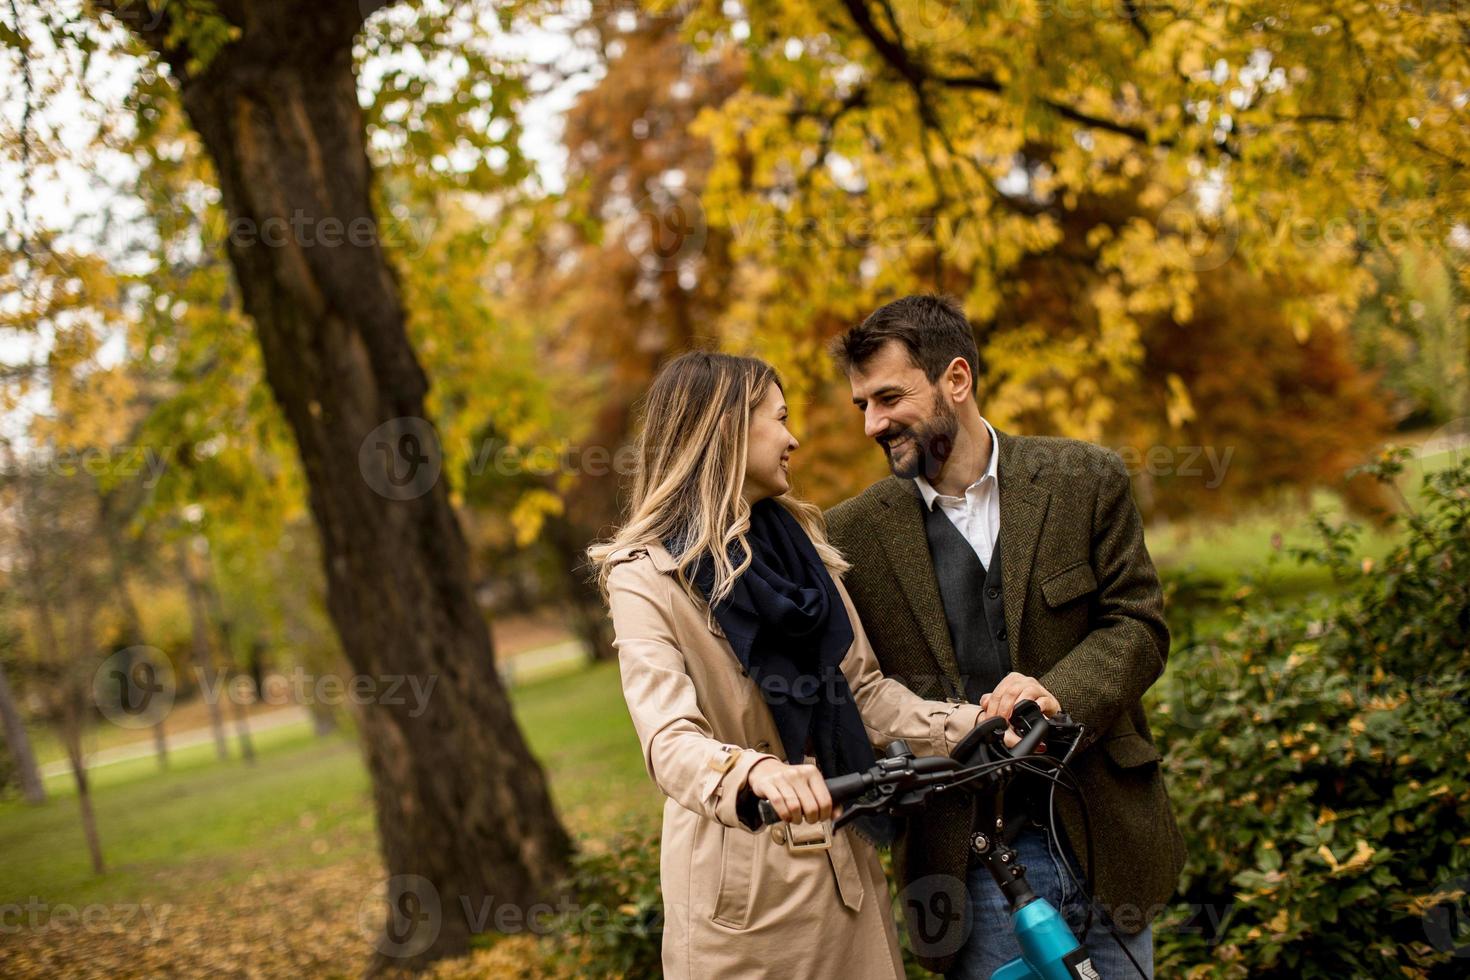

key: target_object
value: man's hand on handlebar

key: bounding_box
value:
[747,758,835,825]
[981,672,1061,751]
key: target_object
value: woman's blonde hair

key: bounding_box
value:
[587,350,847,609]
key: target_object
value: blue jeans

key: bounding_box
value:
[946,826,1154,980]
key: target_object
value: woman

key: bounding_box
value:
[588,351,986,979]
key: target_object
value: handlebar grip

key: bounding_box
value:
[758,769,873,825]
[1012,705,1050,759]
[825,770,872,804]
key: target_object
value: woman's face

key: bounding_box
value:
[742,381,799,503]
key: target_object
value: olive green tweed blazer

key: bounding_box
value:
[826,429,1185,973]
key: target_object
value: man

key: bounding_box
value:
[825,295,1184,978]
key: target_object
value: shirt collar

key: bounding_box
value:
[915,417,1000,511]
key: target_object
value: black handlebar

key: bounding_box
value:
[755,742,951,826]
[823,769,873,804]
[754,700,1080,829]
[1011,705,1051,759]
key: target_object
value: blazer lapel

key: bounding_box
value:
[997,430,1050,663]
[875,479,963,693]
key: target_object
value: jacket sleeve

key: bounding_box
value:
[835,578,984,757]
[1038,450,1170,749]
[607,558,779,829]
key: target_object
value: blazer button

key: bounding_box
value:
[987,588,999,600]
[997,627,1007,641]
[771,825,787,844]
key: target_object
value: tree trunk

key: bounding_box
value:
[177,542,230,762]
[99,493,170,770]
[59,577,107,875]
[153,720,170,770]
[544,519,615,662]
[309,697,339,736]
[198,567,257,764]
[248,639,267,697]
[59,705,105,875]
[100,2,572,967]
[229,690,257,764]
[0,659,45,805]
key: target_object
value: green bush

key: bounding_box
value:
[1153,451,1470,977]
[545,824,664,978]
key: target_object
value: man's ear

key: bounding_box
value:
[945,356,973,405]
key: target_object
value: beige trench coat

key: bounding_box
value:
[606,542,985,979]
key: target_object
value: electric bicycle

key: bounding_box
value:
[752,701,1149,980]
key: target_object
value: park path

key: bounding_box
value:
[40,639,588,779]
[39,705,310,779]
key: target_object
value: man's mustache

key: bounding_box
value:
[877,428,914,451]
[878,424,954,462]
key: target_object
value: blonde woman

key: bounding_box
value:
[588,351,987,978]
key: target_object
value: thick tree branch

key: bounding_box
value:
[1122,0,1152,44]
[89,0,186,75]
[838,0,1186,152]
[92,0,389,77]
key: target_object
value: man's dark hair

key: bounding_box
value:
[829,294,981,391]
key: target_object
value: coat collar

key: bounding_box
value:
[872,428,1051,689]
[609,540,726,638]
[642,540,680,573]
[607,540,680,573]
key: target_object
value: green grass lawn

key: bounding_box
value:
[509,659,661,841]
[1150,442,1460,606]
[0,660,653,914]
[0,728,375,910]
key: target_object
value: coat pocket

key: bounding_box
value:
[1102,731,1162,769]
[1040,560,1098,609]
[710,824,756,929]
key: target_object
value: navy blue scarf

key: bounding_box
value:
[672,499,893,845]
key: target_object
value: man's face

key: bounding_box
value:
[848,340,958,481]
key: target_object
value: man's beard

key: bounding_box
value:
[878,395,959,482]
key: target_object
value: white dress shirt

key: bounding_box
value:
[915,417,1001,569]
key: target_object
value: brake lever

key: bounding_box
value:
[954,715,1010,766]
[1009,700,1086,759]
[832,787,899,830]
[833,755,963,828]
